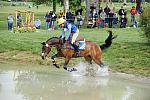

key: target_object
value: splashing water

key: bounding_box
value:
[71,62,109,76]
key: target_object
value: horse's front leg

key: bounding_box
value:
[51,54,59,68]
[63,57,70,71]
[63,57,77,72]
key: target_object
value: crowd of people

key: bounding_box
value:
[7,2,144,31]
[88,3,143,29]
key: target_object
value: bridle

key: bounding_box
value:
[45,38,62,56]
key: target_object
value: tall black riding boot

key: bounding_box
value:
[71,43,79,56]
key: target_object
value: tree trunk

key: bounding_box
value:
[84,0,91,25]
[63,0,69,17]
[86,0,91,19]
[53,0,56,12]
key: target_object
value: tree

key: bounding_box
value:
[63,0,69,15]
[32,0,57,12]
[69,0,82,11]
[53,0,56,12]
[85,0,91,19]
[140,4,150,43]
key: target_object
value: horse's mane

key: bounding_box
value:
[46,37,60,42]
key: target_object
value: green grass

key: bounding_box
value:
[0,28,149,76]
[0,2,150,77]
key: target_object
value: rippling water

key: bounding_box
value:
[0,63,150,100]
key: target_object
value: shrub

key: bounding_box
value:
[140,4,150,43]
[13,27,37,33]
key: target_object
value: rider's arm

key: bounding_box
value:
[61,29,65,39]
[65,24,71,41]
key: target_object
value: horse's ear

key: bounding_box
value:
[41,42,46,45]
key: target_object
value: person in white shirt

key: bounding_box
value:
[100,10,106,28]
[7,13,14,31]
[34,18,41,29]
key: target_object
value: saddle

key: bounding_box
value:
[72,36,86,50]
[61,36,86,50]
[70,39,86,50]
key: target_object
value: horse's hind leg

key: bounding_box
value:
[94,59,104,68]
[84,56,92,64]
[92,56,104,68]
[63,57,77,72]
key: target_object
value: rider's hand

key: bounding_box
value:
[63,39,66,43]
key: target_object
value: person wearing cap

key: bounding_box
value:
[7,13,14,31]
[57,18,79,54]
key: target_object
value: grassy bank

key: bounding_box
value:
[0,28,150,76]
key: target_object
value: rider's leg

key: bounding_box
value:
[71,43,79,52]
[71,29,79,52]
[71,29,79,44]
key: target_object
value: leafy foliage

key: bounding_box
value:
[32,0,82,11]
[32,0,52,5]
[69,0,81,11]
[140,4,150,43]
[13,27,37,33]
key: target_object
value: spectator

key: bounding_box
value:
[120,15,127,28]
[49,11,53,29]
[137,6,143,14]
[113,12,119,25]
[118,6,126,18]
[131,0,135,3]
[36,5,39,10]
[100,10,106,28]
[71,12,75,23]
[108,10,114,28]
[130,6,137,27]
[34,17,41,29]
[17,13,22,28]
[75,7,83,16]
[51,12,57,30]
[7,13,14,31]
[77,12,82,28]
[45,11,50,30]
[28,4,32,9]
[98,7,103,17]
[88,18,94,28]
[104,5,110,17]
[66,10,72,23]
[112,7,118,25]
[93,9,98,27]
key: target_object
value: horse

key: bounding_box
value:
[41,31,117,72]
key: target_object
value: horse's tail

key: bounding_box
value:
[100,30,117,51]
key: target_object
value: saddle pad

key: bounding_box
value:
[79,41,86,50]
[70,41,86,50]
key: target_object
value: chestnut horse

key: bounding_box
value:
[41,31,117,72]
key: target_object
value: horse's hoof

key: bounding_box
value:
[63,67,67,70]
[71,68,77,72]
[56,66,60,68]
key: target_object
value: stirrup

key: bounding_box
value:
[75,51,80,56]
[63,43,66,48]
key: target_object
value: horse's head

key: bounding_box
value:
[41,42,52,59]
[41,37,61,59]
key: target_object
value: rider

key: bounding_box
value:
[57,17,79,54]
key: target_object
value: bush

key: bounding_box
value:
[13,27,37,33]
[140,4,150,43]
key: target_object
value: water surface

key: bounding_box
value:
[0,63,150,100]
